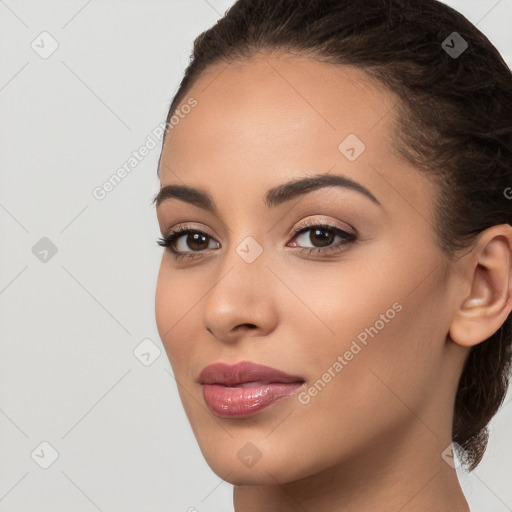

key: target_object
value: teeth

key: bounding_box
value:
[222,381,272,388]
[237,381,266,388]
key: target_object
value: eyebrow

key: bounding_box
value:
[152,173,382,212]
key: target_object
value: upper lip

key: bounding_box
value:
[198,361,305,386]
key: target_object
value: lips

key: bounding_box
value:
[198,360,305,386]
[198,361,305,418]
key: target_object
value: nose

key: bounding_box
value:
[201,250,279,343]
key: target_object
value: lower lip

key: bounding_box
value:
[202,382,304,418]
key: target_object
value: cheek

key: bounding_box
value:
[278,256,407,365]
[154,262,193,364]
[154,264,171,342]
[286,244,445,408]
[299,273,445,428]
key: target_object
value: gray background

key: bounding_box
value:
[0,1,511,511]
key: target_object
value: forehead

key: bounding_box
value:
[165,54,391,165]
[168,52,397,151]
[159,52,436,221]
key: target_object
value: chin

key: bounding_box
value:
[193,432,325,486]
[204,456,300,486]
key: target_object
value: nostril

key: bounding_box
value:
[234,323,258,333]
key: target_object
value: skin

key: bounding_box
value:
[154,51,512,512]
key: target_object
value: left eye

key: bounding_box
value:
[290,224,356,250]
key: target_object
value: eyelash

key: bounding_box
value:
[156,219,357,261]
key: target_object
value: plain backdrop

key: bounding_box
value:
[0,1,511,511]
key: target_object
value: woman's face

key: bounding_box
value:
[154,53,466,485]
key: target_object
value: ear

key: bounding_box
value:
[449,224,512,347]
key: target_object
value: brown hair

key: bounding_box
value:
[158,0,512,471]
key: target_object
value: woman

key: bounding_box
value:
[153,0,512,510]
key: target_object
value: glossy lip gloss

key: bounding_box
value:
[198,361,305,418]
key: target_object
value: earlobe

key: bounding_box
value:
[449,226,512,348]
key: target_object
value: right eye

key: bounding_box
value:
[157,225,220,260]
